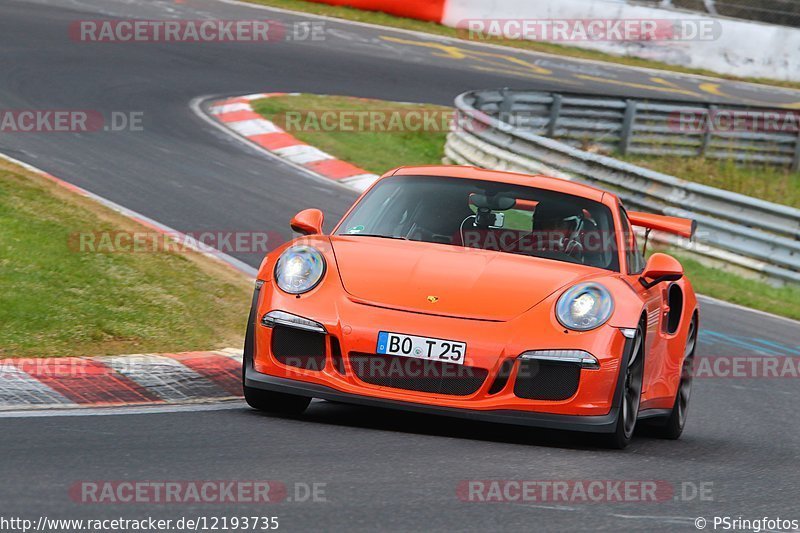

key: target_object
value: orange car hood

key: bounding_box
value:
[330,236,598,321]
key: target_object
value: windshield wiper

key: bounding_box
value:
[344,233,408,240]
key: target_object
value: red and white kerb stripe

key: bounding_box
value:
[209,93,379,192]
[0,349,244,409]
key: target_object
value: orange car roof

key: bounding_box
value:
[387,165,609,203]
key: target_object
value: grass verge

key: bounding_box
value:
[251,93,449,173]
[256,94,800,209]
[620,155,800,208]
[253,93,799,320]
[0,160,252,357]
[244,0,800,92]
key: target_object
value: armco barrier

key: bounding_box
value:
[445,89,800,286]
[464,89,800,170]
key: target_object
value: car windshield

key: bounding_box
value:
[336,175,620,271]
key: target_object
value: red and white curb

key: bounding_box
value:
[0,349,244,410]
[207,93,379,192]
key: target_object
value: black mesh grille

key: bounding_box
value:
[330,336,345,375]
[514,360,581,401]
[271,326,326,371]
[349,353,487,396]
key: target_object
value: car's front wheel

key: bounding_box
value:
[241,288,312,415]
[600,322,645,449]
[244,386,311,415]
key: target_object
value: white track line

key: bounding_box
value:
[0,401,245,418]
[0,398,334,418]
[697,294,800,327]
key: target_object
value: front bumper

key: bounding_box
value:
[245,366,620,433]
[243,281,633,433]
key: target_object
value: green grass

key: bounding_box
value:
[256,94,800,209]
[244,0,800,92]
[254,93,799,320]
[621,155,800,208]
[0,161,252,357]
[665,251,800,320]
[252,93,449,173]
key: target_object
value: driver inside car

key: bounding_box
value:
[531,202,595,264]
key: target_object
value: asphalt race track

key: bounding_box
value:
[2,0,800,531]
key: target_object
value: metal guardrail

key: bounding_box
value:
[471,89,800,170]
[445,89,800,286]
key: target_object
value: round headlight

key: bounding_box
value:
[274,245,326,294]
[556,282,614,331]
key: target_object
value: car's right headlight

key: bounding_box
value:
[274,245,326,294]
[556,282,614,331]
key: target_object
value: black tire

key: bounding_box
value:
[646,314,697,439]
[599,321,645,450]
[241,284,311,415]
[243,386,311,415]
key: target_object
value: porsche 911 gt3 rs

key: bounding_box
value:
[242,166,699,448]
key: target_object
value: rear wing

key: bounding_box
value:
[627,211,696,239]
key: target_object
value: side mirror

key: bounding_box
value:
[640,253,683,289]
[290,208,324,236]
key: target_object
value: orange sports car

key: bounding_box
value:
[242,166,699,448]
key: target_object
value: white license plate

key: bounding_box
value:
[376,331,466,365]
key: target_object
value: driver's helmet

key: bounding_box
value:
[533,202,580,239]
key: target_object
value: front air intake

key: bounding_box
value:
[271,326,326,371]
[514,359,581,401]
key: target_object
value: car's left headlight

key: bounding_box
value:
[274,245,326,294]
[556,282,613,331]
